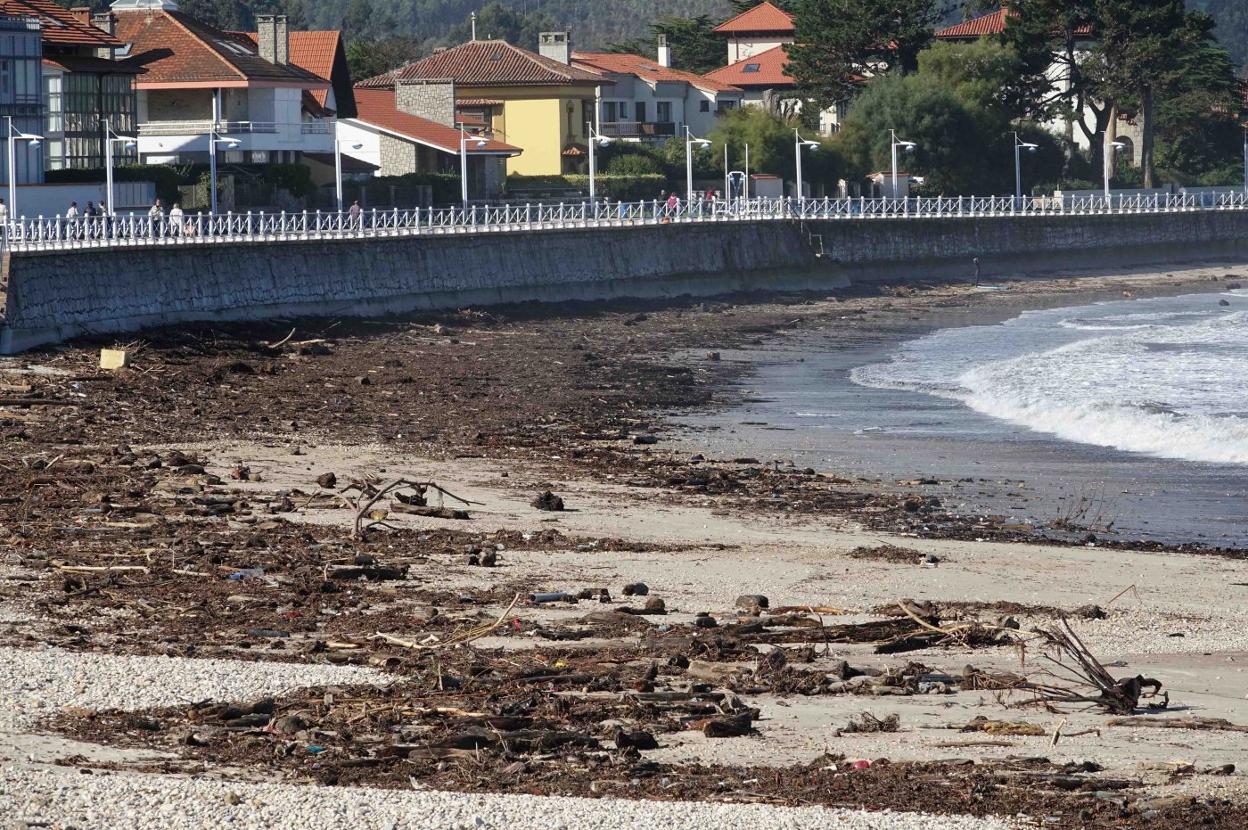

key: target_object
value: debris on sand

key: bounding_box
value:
[531,491,565,511]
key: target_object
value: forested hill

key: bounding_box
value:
[111,0,1247,69]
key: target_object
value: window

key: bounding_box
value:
[603,101,618,122]
[634,102,645,122]
[717,100,737,113]
[699,100,710,112]
[656,101,672,123]
[743,63,761,73]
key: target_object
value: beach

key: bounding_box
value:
[3,263,1248,829]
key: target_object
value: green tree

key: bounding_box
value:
[346,36,423,81]
[786,0,944,110]
[445,2,554,48]
[708,106,844,190]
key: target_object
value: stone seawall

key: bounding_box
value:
[2,210,1248,353]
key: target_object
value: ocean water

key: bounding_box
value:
[674,289,1248,546]
[851,290,1248,467]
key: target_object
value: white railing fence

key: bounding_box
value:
[5,192,1248,252]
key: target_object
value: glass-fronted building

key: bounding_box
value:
[0,16,45,184]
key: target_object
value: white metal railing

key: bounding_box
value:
[4,192,1247,252]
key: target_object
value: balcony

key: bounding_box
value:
[136,118,335,157]
[598,121,678,140]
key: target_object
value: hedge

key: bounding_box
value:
[506,173,665,202]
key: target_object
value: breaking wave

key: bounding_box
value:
[851,293,1248,466]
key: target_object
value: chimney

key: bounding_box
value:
[657,34,671,68]
[256,14,289,65]
[92,12,116,37]
[538,31,570,64]
[70,6,91,26]
[396,79,456,127]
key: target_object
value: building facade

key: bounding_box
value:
[113,1,333,167]
[0,15,44,185]
[713,1,795,64]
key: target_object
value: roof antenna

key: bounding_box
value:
[470,11,476,41]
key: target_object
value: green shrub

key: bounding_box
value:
[507,173,665,202]
[605,154,663,176]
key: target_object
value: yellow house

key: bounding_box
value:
[356,34,608,176]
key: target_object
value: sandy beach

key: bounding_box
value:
[3,263,1248,829]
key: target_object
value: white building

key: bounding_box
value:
[573,43,742,140]
[713,1,795,65]
[112,1,334,166]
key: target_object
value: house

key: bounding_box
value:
[934,6,1138,160]
[357,34,608,176]
[0,0,142,173]
[705,3,846,134]
[339,85,521,200]
[112,1,334,167]
[571,41,742,141]
[713,1,795,65]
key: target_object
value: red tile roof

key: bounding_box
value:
[936,7,1092,39]
[704,44,793,88]
[0,0,122,47]
[234,29,341,105]
[357,40,607,89]
[713,2,795,35]
[351,87,521,156]
[572,51,741,94]
[115,9,330,88]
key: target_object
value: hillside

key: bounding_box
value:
[1189,0,1248,67]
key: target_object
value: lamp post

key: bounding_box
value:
[208,129,240,214]
[587,125,612,212]
[1241,126,1246,194]
[459,126,488,207]
[334,139,364,212]
[5,116,42,221]
[1013,131,1038,206]
[684,126,711,205]
[1103,139,1127,199]
[104,118,137,216]
[890,128,916,200]
[793,129,818,205]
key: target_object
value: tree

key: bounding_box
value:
[444,2,554,48]
[708,106,844,190]
[786,0,944,110]
[835,74,986,193]
[346,36,423,81]
[1094,0,1189,187]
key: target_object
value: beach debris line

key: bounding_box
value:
[338,476,482,538]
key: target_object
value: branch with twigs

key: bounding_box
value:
[339,477,482,539]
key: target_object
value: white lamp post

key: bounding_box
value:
[104,119,137,216]
[890,129,916,200]
[793,129,818,204]
[208,130,240,214]
[6,116,42,221]
[684,126,711,206]
[1103,139,1127,199]
[334,139,364,212]
[1241,126,1246,194]
[1013,132,1038,205]
[460,126,489,207]
[587,125,612,213]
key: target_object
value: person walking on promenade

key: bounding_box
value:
[148,198,164,237]
[65,201,79,240]
[169,202,184,237]
[348,199,361,229]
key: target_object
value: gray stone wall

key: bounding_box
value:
[4,210,1248,354]
[378,134,418,176]
[395,80,456,127]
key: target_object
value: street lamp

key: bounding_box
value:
[459,126,488,207]
[890,129,916,200]
[1103,139,1127,199]
[334,139,364,212]
[104,118,137,216]
[587,125,613,212]
[1241,126,1246,194]
[208,130,240,214]
[1013,132,1038,204]
[685,126,711,206]
[794,129,819,204]
[5,116,42,221]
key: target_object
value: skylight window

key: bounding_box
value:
[743,63,761,73]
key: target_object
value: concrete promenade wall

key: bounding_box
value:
[3,210,1248,353]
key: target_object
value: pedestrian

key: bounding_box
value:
[65,201,78,219]
[973,256,981,286]
[65,201,79,240]
[0,197,8,236]
[148,198,163,237]
[666,190,680,217]
[348,199,361,229]
[168,202,184,236]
